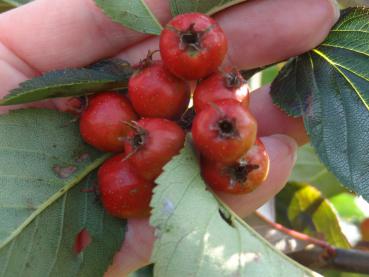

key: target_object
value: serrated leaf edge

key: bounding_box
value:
[212,193,322,276]
[151,144,321,277]
[95,0,163,35]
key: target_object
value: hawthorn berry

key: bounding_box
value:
[79,92,138,152]
[193,69,250,113]
[192,99,257,164]
[98,154,154,219]
[201,139,269,194]
[124,118,186,181]
[129,59,191,119]
[160,13,228,80]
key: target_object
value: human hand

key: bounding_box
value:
[0,0,339,275]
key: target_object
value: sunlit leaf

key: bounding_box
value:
[150,142,320,277]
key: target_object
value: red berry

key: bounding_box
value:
[160,13,228,80]
[201,139,269,194]
[124,118,185,181]
[192,99,257,164]
[98,154,154,219]
[193,69,250,113]
[361,218,369,241]
[129,60,190,119]
[79,92,138,152]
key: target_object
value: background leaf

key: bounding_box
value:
[0,109,123,276]
[129,265,154,277]
[276,182,350,249]
[338,0,369,7]
[94,0,162,35]
[290,145,346,197]
[150,141,320,277]
[271,8,369,202]
[329,193,369,222]
[170,0,247,16]
[1,59,132,106]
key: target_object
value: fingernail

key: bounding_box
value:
[328,0,341,23]
[263,134,298,165]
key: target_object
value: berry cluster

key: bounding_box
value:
[79,13,270,219]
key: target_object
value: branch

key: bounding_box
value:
[251,212,369,274]
[288,246,369,274]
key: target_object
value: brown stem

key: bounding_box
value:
[289,246,369,274]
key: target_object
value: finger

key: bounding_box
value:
[217,134,298,216]
[218,0,340,69]
[0,0,338,74]
[119,0,339,68]
[0,0,338,108]
[250,85,309,145]
[105,219,154,277]
[0,0,170,72]
[105,134,298,276]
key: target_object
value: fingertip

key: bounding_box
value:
[261,134,298,166]
[105,219,154,277]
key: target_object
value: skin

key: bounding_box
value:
[0,0,339,275]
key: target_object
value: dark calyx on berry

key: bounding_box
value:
[227,162,259,185]
[180,24,203,51]
[224,71,245,89]
[129,124,148,150]
[216,117,239,139]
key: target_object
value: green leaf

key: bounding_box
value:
[0,109,123,276]
[270,8,369,202]
[1,0,31,5]
[1,59,132,106]
[170,0,248,16]
[0,2,13,12]
[338,0,369,8]
[150,141,320,277]
[329,193,368,222]
[260,65,280,86]
[276,182,350,249]
[0,0,31,11]
[128,265,153,277]
[94,0,163,35]
[291,144,346,197]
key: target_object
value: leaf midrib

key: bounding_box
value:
[0,153,110,250]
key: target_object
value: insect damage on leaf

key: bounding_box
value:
[74,228,92,254]
[53,165,78,179]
